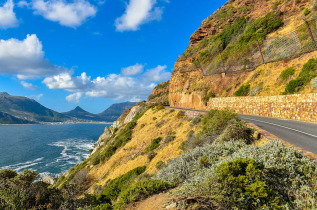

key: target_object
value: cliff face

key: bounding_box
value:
[169,0,317,109]
[148,81,170,105]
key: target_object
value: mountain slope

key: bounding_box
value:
[0,92,69,122]
[168,0,317,109]
[98,102,137,122]
[0,111,35,124]
[63,106,105,122]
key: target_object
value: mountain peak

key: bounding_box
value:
[74,106,85,111]
[0,92,10,96]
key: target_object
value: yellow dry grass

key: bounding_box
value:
[244,50,317,96]
[86,108,196,192]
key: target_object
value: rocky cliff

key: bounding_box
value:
[169,0,317,109]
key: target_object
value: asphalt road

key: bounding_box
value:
[169,107,317,154]
[239,114,317,154]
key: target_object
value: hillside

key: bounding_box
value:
[168,0,317,109]
[0,92,70,123]
[98,102,137,122]
[0,111,35,124]
[63,106,105,122]
[1,0,317,209]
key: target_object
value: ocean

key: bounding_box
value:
[0,123,110,177]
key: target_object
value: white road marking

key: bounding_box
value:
[241,117,317,139]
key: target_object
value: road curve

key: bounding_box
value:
[169,107,317,155]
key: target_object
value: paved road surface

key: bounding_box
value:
[240,114,317,155]
[169,107,317,154]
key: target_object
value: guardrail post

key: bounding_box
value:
[304,20,317,50]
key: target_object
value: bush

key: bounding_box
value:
[202,91,216,105]
[284,59,317,94]
[280,67,295,81]
[191,117,201,125]
[172,141,317,209]
[145,137,162,153]
[201,109,238,135]
[216,120,254,144]
[163,135,176,144]
[176,111,185,118]
[304,8,311,16]
[147,151,157,161]
[114,179,174,209]
[102,166,146,201]
[234,84,250,96]
[156,161,166,170]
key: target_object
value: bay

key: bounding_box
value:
[0,123,110,177]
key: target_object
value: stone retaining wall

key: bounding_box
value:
[206,93,317,123]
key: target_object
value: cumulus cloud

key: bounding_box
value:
[31,0,97,27]
[121,63,144,76]
[21,81,37,90]
[43,64,171,102]
[29,93,44,100]
[66,92,83,103]
[0,0,18,29]
[115,0,163,31]
[0,34,66,79]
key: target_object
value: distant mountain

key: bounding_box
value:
[0,111,35,124]
[62,106,105,122]
[0,92,70,123]
[98,102,137,122]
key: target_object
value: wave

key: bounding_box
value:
[47,138,94,169]
[1,157,44,172]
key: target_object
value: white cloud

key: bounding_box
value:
[43,64,171,102]
[43,72,91,91]
[0,34,66,78]
[121,63,144,76]
[115,0,163,32]
[142,65,170,82]
[17,0,29,7]
[29,93,44,100]
[21,81,37,90]
[31,0,97,27]
[66,92,83,103]
[0,0,18,29]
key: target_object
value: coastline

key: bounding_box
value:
[0,121,113,126]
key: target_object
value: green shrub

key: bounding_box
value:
[147,151,157,161]
[102,166,146,201]
[191,117,201,125]
[155,161,166,170]
[145,137,162,153]
[211,159,277,209]
[176,111,185,118]
[114,179,174,209]
[201,109,238,135]
[202,91,216,105]
[216,120,254,144]
[280,67,295,81]
[234,84,250,96]
[163,135,176,143]
[304,8,311,16]
[169,140,317,209]
[284,59,317,94]
[284,77,306,94]
[238,13,283,44]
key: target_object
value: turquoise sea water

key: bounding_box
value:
[0,123,110,177]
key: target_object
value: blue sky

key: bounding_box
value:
[0,0,226,113]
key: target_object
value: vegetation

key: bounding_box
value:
[114,179,174,209]
[234,84,251,96]
[102,166,146,201]
[145,137,162,153]
[284,59,317,94]
[280,67,295,81]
